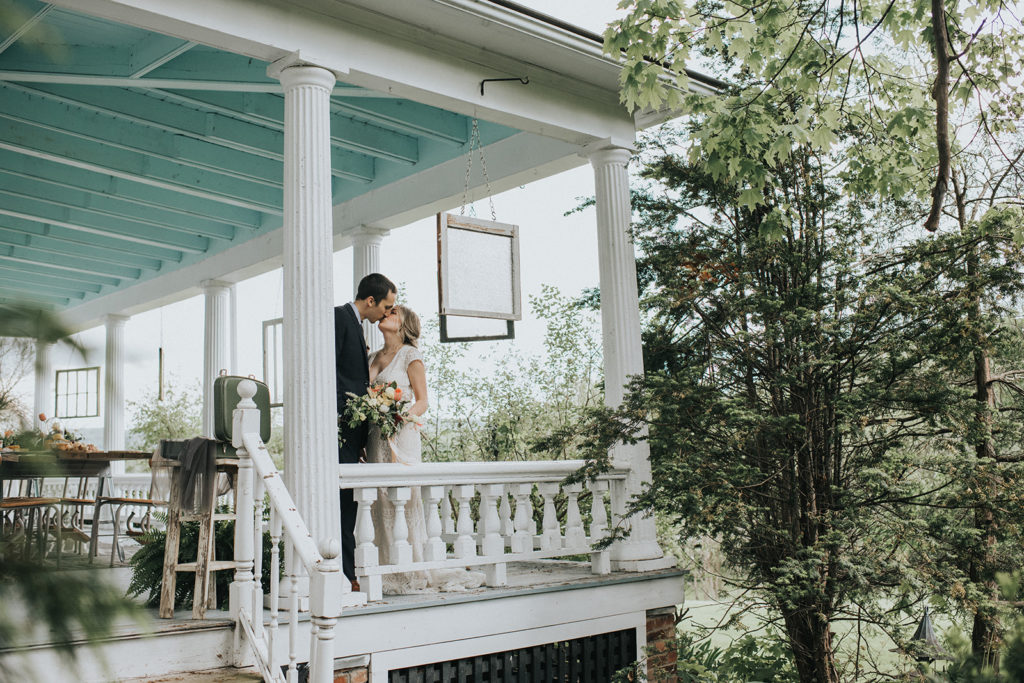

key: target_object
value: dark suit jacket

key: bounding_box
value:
[335,303,370,461]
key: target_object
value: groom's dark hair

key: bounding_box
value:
[356,273,397,303]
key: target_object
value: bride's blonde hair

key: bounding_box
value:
[395,306,421,347]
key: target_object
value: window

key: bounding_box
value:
[262,317,284,407]
[54,367,100,418]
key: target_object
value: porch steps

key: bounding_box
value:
[120,666,262,681]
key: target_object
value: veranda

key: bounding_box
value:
[0,0,719,680]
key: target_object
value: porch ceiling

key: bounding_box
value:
[0,0,517,311]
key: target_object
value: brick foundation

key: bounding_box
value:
[646,606,678,682]
[334,665,368,683]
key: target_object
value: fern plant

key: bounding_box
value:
[127,509,277,611]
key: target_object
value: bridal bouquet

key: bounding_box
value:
[340,381,421,441]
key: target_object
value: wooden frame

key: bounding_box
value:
[436,212,521,343]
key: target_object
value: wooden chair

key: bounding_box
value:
[0,477,61,562]
[58,475,97,556]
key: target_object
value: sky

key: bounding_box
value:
[10,1,630,439]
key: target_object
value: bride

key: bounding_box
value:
[366,305,484,594]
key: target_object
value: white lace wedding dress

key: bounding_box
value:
[366,344,485,594]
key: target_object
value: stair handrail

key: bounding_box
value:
[230,379,342,683]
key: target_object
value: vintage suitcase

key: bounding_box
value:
[212,371,272,444]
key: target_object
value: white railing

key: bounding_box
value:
[231,381,343,683]
[338,460,629,600]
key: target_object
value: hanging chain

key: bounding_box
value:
[459,119,496,221]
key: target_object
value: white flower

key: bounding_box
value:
[378,405,389,414]
[385,387,395,399]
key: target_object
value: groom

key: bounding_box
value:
[335,273,397,590]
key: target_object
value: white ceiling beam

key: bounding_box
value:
[0,4,54,56]
[130,39,196,78]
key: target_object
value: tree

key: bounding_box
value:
[605,0,1024,235]
[0,337,33,427]
[604,0,1024,670]
[900,141,1024,669]
[570,118,974,681]
[421,285,603,462]
[126,381,203,451]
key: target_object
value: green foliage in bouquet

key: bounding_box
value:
[127,509,277,610]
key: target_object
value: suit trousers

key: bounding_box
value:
[338,436,361,582]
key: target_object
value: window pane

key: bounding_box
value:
[446,227,514,315]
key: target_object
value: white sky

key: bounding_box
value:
[15,1,629,437]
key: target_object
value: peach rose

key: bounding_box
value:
[394,388,402,401]
[38,412,47,422]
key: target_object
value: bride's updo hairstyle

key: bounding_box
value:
[396,306,421,347]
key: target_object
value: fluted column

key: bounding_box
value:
[202,279,232,437]
[589,146,665,567]
[351,226,389,353]
[275,62,341,545]
[103,315,128,471]
[33,340,53,422]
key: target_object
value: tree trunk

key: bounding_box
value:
[782,609,840,683]
[969,349,1001,669]
[967,240,1001,669]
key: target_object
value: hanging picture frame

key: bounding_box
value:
[437,212,521,343]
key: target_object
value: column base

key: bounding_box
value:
[611,556,678,572]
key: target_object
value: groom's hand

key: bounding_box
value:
[359,448,367,463]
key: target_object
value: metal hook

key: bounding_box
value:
[480,76,529,96]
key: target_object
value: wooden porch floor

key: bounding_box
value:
[1,557,686,682]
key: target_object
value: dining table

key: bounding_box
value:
[0,448,152,499]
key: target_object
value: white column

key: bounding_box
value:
[589,146,666,568]
[273,60,341,545]
[202,279,232,438]
[351,226,389,353]
[103,315,128,471]
[33,340,53,421]
[229,284,239,375]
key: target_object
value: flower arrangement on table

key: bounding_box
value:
[0,413,99,453]
[339,381,423,445]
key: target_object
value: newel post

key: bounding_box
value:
[310,538,343,683]
[230,380,259,630]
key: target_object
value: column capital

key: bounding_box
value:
[585,145,630,167]
[102,313,129,327]
[269,54,337,91]
[349,225,390,244]
[201,279,232,292]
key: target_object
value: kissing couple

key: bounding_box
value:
[334,273,483,595]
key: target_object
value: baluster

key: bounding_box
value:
[537,482,561,551]
[353,488,381,601]
[440,485,455,537]
[389,487,414,565]
[589,480,611,575]
[510,483,534,554]
[563,483,585,549]
[422,486,446,562]
[478,484,506,585]
[452,484,476,558]
[268,510,281,676]
[252,476,265,634]
[287,539,300,683]
[498,485,513,543]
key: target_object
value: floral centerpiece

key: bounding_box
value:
[339,381,421,446]
[0,413,98,453]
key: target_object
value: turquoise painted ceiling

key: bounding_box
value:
[0,0,517,310]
